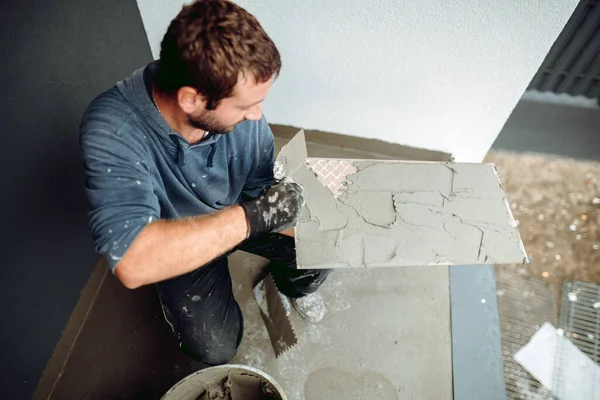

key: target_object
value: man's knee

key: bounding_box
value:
[179,320,243,365]
[181,332,240,365]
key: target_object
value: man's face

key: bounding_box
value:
[187,74,273,134]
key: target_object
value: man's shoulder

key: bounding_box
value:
[79,87,150,160]
[80,86,137,136]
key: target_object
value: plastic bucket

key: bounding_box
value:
[161,364,287,400]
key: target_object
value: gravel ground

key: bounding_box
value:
[485,150,600,289]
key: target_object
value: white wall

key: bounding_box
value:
[136,0,577,162]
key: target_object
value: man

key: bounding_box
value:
[80,0,330,366]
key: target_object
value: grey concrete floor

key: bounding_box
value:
[229,253,452,400]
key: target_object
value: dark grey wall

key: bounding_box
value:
[0,0,152,398]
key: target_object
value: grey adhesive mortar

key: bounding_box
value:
[274,129,308,179]
[277,131,528,269]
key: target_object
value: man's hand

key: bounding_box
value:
[241,180,305,237]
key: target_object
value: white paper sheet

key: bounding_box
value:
[514,322,600,400]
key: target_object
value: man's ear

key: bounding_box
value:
[177,86,207,113]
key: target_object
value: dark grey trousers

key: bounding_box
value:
[156,233,331,365]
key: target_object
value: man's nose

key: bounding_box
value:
[245,103,262,121]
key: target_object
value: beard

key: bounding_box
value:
[187,111,244,135]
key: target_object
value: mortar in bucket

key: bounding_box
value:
[161,364,287,400]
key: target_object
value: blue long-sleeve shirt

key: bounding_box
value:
[80,62,275,272]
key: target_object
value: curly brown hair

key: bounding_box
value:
[156,0,281,110]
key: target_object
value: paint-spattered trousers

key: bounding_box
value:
[156,233,331,365]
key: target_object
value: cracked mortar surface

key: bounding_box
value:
[292,158,527,269]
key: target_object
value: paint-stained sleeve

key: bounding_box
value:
[242,115,275,199]
[80,128,160,273]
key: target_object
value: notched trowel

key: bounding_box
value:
[253,274,296,357]
[252,131,308,357]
